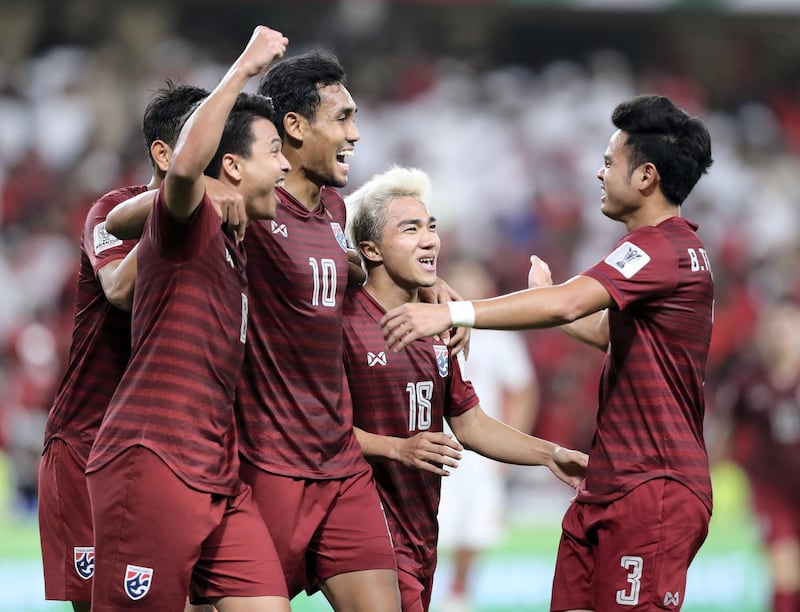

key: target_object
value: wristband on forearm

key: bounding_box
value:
[447,300,475,328]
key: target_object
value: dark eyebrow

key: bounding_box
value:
[397,216,436,228]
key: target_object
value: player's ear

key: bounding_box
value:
[640,161,660,189]
[283,112,304,143]
[359,240,382,264]
[150,140,171,173]
[220,154,242,182]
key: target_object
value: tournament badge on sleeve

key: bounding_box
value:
[124,564,153,601]
[433,345,449,378]
[73,546,95,580]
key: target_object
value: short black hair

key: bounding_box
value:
[142,80,209,169]
[204,92,275,178]
[612,94,713,206]
[257,51,346,138]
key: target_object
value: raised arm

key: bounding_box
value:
[165,26,288,220]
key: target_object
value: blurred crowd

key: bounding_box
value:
[1,8,799,514]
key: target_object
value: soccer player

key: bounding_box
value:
[343,165,588,612]
[37,80,208,612]
[711,298,800,612]
[234,51,402,611]
[85,26,292,611]
[380,95,715,611]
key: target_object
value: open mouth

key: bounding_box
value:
[419,256,435,270]
[336,149,353,170]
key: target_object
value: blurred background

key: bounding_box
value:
[2,0,799,609]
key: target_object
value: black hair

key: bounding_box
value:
[204,92,275,178]
[142,80,209,169]
[257,51,346,138]
[612,94,713,205]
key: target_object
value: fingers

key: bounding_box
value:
[447,327,470,357]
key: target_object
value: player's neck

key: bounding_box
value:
[624,200,680,232]
[283,173,322,212]
[364,275,418,312]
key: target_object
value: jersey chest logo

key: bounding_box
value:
[434,345,449,378]
[271,220,288,237]
[367,351,387,367]
[330,222,348,252]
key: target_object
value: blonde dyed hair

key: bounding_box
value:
[345,165,431,250]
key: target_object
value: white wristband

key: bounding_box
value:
[447,300,475,328]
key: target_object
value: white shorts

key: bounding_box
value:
[437,450,505,550]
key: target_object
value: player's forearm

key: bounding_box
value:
[353,427,401,462]
[450,406,556,466]
[558,310,610,351]
[106,191,156,239]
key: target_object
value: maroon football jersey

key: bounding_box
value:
[43,185,145,462]
[579,216,714,511]
[343,286,479,579]
[235,187,366,479]
[725,363,800,501]
[87,187,247,495]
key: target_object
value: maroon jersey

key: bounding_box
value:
[724,363,800,502]
[236,187,365,479]
[87,187,247,495]
[43,185,145,462]
[343,286,479,579]
[579,216,714,511]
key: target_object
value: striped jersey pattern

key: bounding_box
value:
[236,186,366,479]
[87,187,247,495]
[579,216,714,511]
[343,286,479,579]
[44,185,145,462]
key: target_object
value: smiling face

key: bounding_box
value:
[597,129,641,222]
[239,117,290,220]
[370,195,439,291]
[299,83,358,189]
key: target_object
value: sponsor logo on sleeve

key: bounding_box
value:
[604,241,650,279]
[93,221,123,255]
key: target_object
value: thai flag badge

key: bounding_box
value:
[73,547,94,580]
[433,345,449,378]
[124,564,153,601]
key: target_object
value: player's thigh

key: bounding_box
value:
[313,468,397,580]
[191,485,288,603]
[239,460,335,597]
[39,439,95,601]
[593,479,709,610]
[88,446,222,611]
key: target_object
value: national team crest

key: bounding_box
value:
[73,547,94,580]
[433,345,449,378]
[124,564,153,601]
[330,222,348,252]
